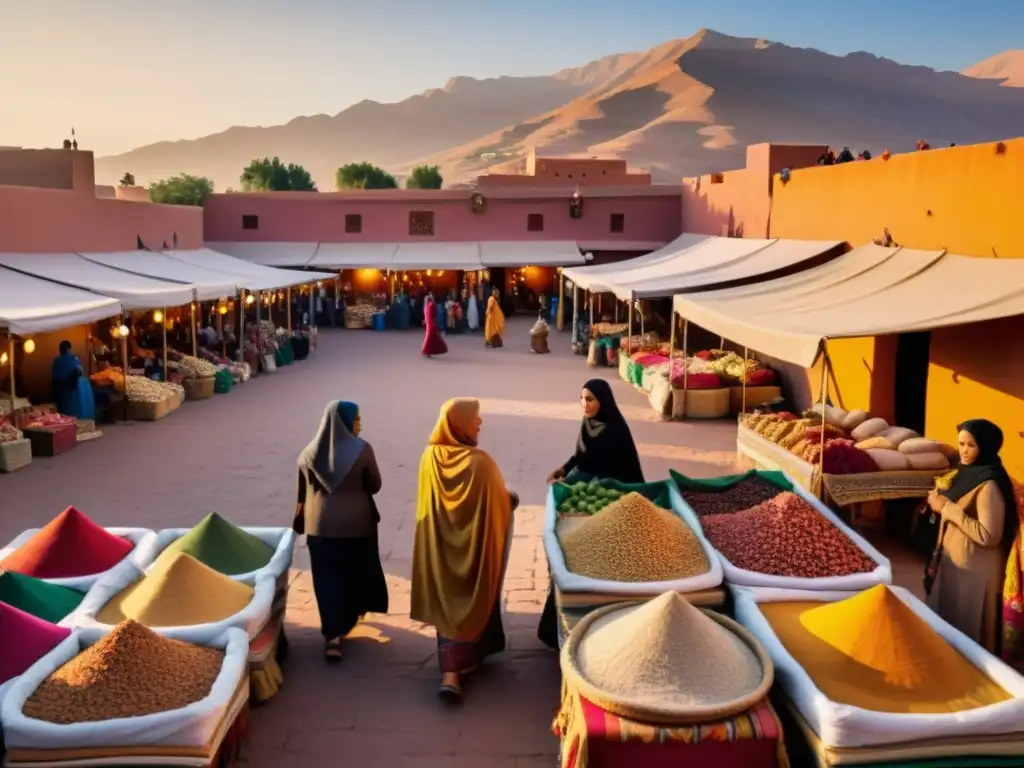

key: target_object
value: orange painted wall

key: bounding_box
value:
[770,138,1024,476]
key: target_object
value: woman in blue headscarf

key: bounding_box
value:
[294,401,388,662]
[51,340,95,420]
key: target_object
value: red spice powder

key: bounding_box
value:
[0,507,134,579]
[0,602,72,684]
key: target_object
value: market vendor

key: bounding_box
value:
[51,340,95,420]
[538,379,645,649]
[925,418,1018,655]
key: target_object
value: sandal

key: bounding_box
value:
[438,681,463,704]
[324,638,342,664]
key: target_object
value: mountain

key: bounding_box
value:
[963,51,1024,87]
[96,30,1024,189]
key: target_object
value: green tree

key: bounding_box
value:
[118,172,136,187]
[239,157,317,191]
[405,164,443,189]
[148,174,214,206]
[335,162,398,190]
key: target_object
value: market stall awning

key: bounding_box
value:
[160,248,333,291]
[0,263,121,334]
[672,244,1024,367]
[562,234,712,292]
[77,251,237,302]
[479,241,585,267]
[309,243,399,269]
[387,242,483,271]
[619,237,844,301]
[205,241,317,267]
[0,252,195,310]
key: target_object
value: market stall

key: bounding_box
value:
[207,241,319,268]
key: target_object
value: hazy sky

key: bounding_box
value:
[3,0,1020,156]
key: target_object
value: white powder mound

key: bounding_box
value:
[575,592,762,709]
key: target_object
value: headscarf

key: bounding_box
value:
[941,419,1017,540]
[411,398,512,641]
[297,400,365,493]
[571,379,644,484]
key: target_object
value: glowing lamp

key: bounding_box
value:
[22,338,36,354]
[218,305,228,316]
[152,310,164,323]
[426,269,433,277]
[245,294,255,306]
[117,325,130,338]
[0,351,7,365]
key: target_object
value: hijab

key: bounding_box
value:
[573,379,644,483]
[412,398,512,641]
[297,400,365,493]
[942,419,1017,546]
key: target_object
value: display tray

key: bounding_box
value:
[0,438,32,473]
[22,424,77,457]
[182,376,216,400]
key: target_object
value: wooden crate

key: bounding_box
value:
[23,424,78,457]
[0,438,32,473]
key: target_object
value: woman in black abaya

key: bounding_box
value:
[538,379,645,648]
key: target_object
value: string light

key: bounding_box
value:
[22,339,36,354]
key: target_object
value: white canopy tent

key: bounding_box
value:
[77,251,238,301]
[479,241,585,267]
[0,264,121,334]
[206,242,317,267]
[309,243,399,269]
[0,252,195,310]
[160,248,333,291]
[386,242,483,271]
[617,238,843,301]
[672,244,1024,368]
[562,234,712,292]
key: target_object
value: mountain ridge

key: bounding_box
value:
[93,30,1024,189]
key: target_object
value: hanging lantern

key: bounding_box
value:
[569,189,584,219]
[117,325,130,338]
[0,351,7,365]
[152,310,164,323]
[22,339,35,355]
[470,192,487,214]
[245,294,255,306]
[218,305,228,316]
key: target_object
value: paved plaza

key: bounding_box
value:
[1,317,919,766]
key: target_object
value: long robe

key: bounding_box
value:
[484,296,505,346]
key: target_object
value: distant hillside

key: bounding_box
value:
[96,31,1024,189]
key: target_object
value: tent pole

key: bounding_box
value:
[238,292,246,364]
[190,302,197,357]
[556,269,564,332]
[627,302,633,356]
[816,347,830,496]
[287,287,293,335]
[741,346,749,415]
[682,317,690,399]
[161,309,168,381]
[120,316,129,422]
[823,346,845,410]
[7,335,15,414]
[588,291,594,329]
[572,284,579,348]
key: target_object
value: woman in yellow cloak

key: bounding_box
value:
[484,288,505,348]
[411,398,518,702]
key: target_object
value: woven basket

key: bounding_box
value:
[686,388,731,419]
[560,601,774,725]
[729,385,783,415]
[0,438,32,473]
[127,397,173,422]
[183,376,216,400]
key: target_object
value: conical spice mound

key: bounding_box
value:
[0,507,133,579]
[761,585,1011,714]
[153,512,274,576]
[97,552,254,627]
[560,493,709,582]
[0,602,72,685]
[22,620,224,724]
[573,592,764,711]
[0,571,84,624]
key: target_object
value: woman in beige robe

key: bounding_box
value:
[926,419,1017,654]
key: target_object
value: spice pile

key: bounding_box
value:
[0,507,134,579]
[125,376,182,404]
[0,571,84,624]
[23,620,224,723]
[559,492,709,582]
[0,602,72,685]
[681,476,783,517]
[168,353,218,379]
[573,592,763,710]
[0,417,23,444]
[700,491,876,578]
[761,586,1010,713]
[154,512,274,576]
[97,553,254,627]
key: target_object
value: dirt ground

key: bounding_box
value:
[0,317,920,766]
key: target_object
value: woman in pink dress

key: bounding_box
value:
[422,294,448,358]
